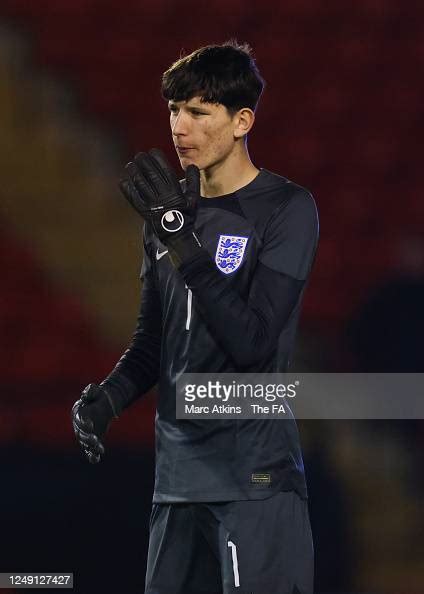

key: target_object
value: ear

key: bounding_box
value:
[233,108,255,139]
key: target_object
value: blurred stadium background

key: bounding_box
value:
[0,1,423,593]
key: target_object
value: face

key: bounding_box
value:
[168,96,240,171]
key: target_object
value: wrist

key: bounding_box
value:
[165,229,204,267]
[100,372,139,413]
[100,386,120,419]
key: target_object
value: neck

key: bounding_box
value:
[200,145,259,198]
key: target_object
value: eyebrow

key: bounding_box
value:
[168,102,209,112]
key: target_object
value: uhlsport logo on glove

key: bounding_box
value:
[161,209,184,233]
[215,235,248,274]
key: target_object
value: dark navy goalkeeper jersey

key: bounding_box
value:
[103,167,319,503]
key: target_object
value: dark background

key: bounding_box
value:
[0,2,423,593]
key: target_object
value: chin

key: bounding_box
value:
[180,157,199,169]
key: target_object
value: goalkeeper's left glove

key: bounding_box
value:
[119,148,203,265]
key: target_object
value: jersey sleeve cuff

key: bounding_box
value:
[167,230,211,269]
[100,372,140,414]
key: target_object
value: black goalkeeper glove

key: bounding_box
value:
[71,383,119,464]
[119,148,204,264]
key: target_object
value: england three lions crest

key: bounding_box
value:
[215,235,249,274]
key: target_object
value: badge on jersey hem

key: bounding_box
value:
[215,235,249,274]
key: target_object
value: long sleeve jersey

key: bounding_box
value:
[102,167,319,502]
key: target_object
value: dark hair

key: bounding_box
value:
[161,40,265,116]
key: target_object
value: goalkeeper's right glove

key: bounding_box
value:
[71,383,119,464]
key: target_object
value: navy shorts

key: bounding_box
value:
[144,490,314,594]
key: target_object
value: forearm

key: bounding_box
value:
[100,334,160,413]
[177,249,304,368]
[101,269,162,413]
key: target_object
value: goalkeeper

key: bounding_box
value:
[72,40,318,594]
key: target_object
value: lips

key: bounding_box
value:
[176,146,194,152]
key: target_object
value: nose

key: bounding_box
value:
[171,110,188,138]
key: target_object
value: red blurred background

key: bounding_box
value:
[0,2,423,593]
